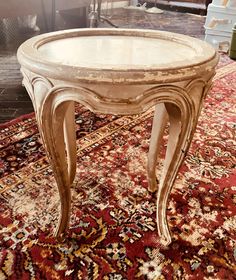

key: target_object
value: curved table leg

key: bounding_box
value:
[147,103,169,193]
[40,100,77,240]
[149,102,194,246]
[64,102,77,185]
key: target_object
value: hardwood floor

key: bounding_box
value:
[0,8,206,123]
[143,0,208,15]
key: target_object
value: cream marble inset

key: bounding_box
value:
[38,36,197,69]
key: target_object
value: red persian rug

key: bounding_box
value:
[0,54,235,279]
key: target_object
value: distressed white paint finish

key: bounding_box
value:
[17,28,219,246]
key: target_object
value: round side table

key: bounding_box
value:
[17,28,219,246]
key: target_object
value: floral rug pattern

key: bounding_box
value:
[0,55,235,279]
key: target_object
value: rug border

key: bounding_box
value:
[0,112,35,129]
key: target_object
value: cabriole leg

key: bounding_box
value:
[148,100,194,246]
[147,103,168,192]
[40,100,77,240]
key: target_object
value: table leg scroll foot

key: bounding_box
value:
[54,185,71,239]
[159,235,172,248]
[56,232,67,243]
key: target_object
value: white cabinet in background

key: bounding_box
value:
[205,0,236,50]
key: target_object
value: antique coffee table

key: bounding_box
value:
[17,28,218,246]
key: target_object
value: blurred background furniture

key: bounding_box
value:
[88,0,118,27]
[0,0,90,47]
[0,0,90,32]
[141,0,212,15]
[205,0,236,51]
